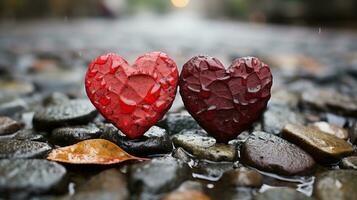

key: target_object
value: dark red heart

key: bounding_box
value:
[179,56,273,143]
[85,52,178,139]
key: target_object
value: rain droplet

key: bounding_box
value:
[248,84,261,93]
[187,85,200,93]
[207,105,217,111]
[145,83,161,104]
[119,96,136,113]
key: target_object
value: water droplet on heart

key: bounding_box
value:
[100,79,106,87]
[145,83,161,104]
[233,98,240,104]
[119,96,136,113]
[167,76,176,86]
[153,100,166,112]
[95,74,104,81]
[233,116,240,123]
[207,105,217,111]
[85,79,92,87]
[142,105,151,112]
[247,84,261,93]
[160,79,169,89]
[99,95,110,106]
[87,68,98,77]
[188,85,200,93]
[110,65,119,74]
[97,54,109,64]
[217,75,230,81]
[153,72,158,79]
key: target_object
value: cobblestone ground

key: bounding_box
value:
[0,15,357,200]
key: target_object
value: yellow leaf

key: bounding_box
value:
[47,139,148,164]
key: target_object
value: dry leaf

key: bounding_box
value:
[47,139,147,164]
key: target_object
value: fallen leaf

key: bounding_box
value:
[47,139,148,164]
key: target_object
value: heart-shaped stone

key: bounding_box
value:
[179,56,272,143]
[85,52,178,139]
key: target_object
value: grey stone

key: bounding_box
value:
[314,170,357,200]
[43,92,70,106]
[101,125,172,156]
[51,124,101,146]
[128,157,190,195]
[0,140,52,159]
[162,112,201,135]
[263,105,305,135]
[301,88,357,117]
[33,99,97,131]
[241,131,315,175]
[71,169,129,200]
[13,129,46,142]
[0,159,67,198]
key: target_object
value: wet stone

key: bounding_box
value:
[309,121,348,140]
[282,124,354,163]
[172,147,193,163]
[301,88,357,117]
[161,112,201,135]
[191,160,234,181]
[13,129,46,142]
[220,167,263,188]
[241,131,315,176]
[254,188,314,200]
[172,133,238,162]
[314,170,357,200]
[51,124,101,146]
[128,157,190,196]
[42,92,70,106]
[0,116,23,135]
[349,120,357,144]
[0,139,52,158]
[340,156,357,169]
[0,159,67,198]
[101,125,172,156]
[70,169,129,200]
[263,105,305,135]
[0,98,27,117]
[33,99,97,131]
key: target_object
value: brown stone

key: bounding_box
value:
[220,167,263,188]
[309,121,348,140]
[282,124,354,163]
[0,116,22,135]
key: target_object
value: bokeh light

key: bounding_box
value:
[171,0,190,8]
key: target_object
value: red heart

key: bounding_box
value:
[179,56,272,143]
[85,52,178,139]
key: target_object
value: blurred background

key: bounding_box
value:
[1,0,357,26]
